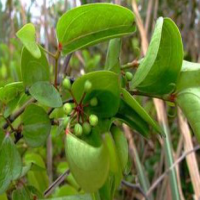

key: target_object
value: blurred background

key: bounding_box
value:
[1,0,200,200]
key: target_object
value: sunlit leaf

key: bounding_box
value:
[131,17,183,95]
[56,3,135,55]
[16,23,41,59]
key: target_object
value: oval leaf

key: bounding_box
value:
[16,23,41,59]
[56,3,135,55]
[65,133,109,192]
[131,17,183,95]
[22,104,51,147]
[21,47,50,87]
[29,81,62,108]
[177,88,200,143]
[176,60,200,92]
[72,71,120,118]
[0,82,24,104]
[0,135,22,194]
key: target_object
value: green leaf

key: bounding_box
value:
[131,17,183,95]
[0,135,22,194]
[176,60,200,92]
[56,3,135,55]
[24,153,49,193]
[0,129,4,147]
[12,188,30,200]
[39,194,93,200]
[16,23,41,59]
[176,88,200,143]
[21,47,50,87]
[104,132,120,173]
[111,126,128,171]
[105,38,121,73]
[72,71,120,118]
[0,193,8,200]
[22,104,51,147]
[121,88,160,133]
[29,81,62,108]
[65,133,109,192]
[0,82,24,104]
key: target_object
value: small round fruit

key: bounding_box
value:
[63,77,71,90]
[83,122,91,135]
[90,97,98,107]
[84,80,92,92]
[63,103,72,115]
[125,72,133,81]
[63,117,70,126]
[74,123,83,136]
[89,114,98,126]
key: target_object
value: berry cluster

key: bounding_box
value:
[62,77,99,137]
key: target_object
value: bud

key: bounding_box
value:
[63,77,71,90]
[63,103,72,115]
[84,80,92,92]
[83,122,91,135]
[89,114,98,126]
[74,123,83,136]
[125,72,133,81]
[90,97,98,107]
[63,117,70,126]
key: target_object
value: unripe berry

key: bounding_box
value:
[74,123,83,136]
[125,72,133,81]
[84,80,92,92]
[83,122,91,135]
[63,103,72,115]
[89,114,98,126]
[90,97,98,107]
[63,77,71,90]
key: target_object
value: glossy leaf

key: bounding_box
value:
[0,82,24,104]
[22,104,51,147]
[105,38,121,73]
[72,71,120,118]
[29,81,62,108]
[177,88,200,143]
[121,88,160,133]
[111,126,128,171]
[65,133,110,192]
[131,17,183,95]
[16,23,41,59]
[56,3,135,55]
[0,135,22,194]
[21,47,50,87]
[176,60,200,92]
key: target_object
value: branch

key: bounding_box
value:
[44,169,70,197]
[147,145,200,196]
[122,180,149,200]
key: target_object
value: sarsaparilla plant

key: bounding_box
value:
[0,2,200,200]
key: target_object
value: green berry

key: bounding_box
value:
[74,123,83,136]
[83,122,91,135]
[84,80,92,92]
[90,97,98,107]
[125,72,133,81]
[63,117,70,126]
[63,77,71,90]
[89,114,98,126]
[63,103,72,115]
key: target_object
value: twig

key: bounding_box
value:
[44,169,70,197]
[122,180,149,200]
[147,145,200,196]
[121,60,139,70]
